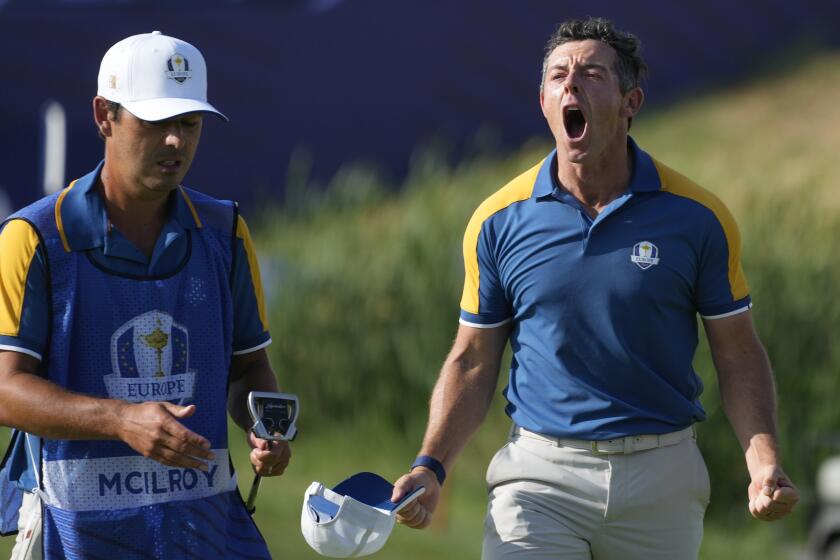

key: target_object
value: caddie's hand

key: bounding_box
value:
[248,431,291,477]
[392,467,440,530]
[118,401,214,470]
[748,465,799,521]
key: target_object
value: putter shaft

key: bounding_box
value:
[245,473,262,513]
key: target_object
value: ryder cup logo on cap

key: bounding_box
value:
[166,54,192,83]
[301,472,424,558]
[97,31,227,122]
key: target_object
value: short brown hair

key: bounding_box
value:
[541,17,647,93]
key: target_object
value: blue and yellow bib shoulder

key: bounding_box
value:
[0,164,270,558]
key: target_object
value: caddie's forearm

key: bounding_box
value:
[228,377,256,433]
[0,369,125,440]
[227,349,279,433]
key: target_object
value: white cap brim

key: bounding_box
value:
[121,97,228,122]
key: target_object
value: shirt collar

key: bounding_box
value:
[531,136,662,199]
[55,160,202,251]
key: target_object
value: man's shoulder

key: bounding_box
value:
[466,157,545,230]
[179,186,234,208]
[178,186,237,232]
[650,157,737,226]
[5,192,62,220]
[1,192,62,237]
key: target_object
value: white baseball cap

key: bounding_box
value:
[97,31,227,122]
[301,472,424,558]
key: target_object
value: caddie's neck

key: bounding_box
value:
[555,133,632,218]
[97,164,170,259]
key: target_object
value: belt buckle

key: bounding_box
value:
[590,440,609,455]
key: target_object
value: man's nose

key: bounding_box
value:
[164,124,184,148]
[563,75,581,95]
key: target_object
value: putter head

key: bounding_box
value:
[247,391,299,442]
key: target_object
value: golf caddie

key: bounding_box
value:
[0,31,288,559]
[392,17,799,559]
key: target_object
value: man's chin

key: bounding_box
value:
[562,147,589,164]
[142,178,182,196]
[558,135,591,162]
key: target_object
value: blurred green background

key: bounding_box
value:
[3,52,839,559]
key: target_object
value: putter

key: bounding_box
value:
[245,391,300,513]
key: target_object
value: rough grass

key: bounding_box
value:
[3,50,840,559]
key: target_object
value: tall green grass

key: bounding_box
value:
[252,51,840,551]
[3,51,839,558]
[260,155,840,533]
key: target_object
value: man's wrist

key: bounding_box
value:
[411,455,446,486]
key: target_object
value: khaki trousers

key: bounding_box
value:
[482,429,710,560]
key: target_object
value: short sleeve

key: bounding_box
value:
[0,220,49,360]
[231,215,272,354]
[459,218,512,328]
[695,205,752,319]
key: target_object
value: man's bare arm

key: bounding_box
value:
[0,350,214,470]
[228,348,290,477]
[392,323,510,529]
[704,310,799,521]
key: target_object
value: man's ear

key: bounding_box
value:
[539,89,549,120]
[621,87,644,120]
[92,96,114,137]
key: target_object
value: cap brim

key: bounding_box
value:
[121,97,228,122]
[332,472,403,512]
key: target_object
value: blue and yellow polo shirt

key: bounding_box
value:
[0,161,271,361]
[460,138,751,439]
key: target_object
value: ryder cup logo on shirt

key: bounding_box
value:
[630,241,660,270]
[165,53,192,83]
[106,310,196,404]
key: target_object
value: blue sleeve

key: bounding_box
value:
[231,216,272,354]
[0,220,49,361]
[695,213,751,319]
[459,220,511,328]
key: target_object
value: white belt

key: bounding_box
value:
[511,425,695,455]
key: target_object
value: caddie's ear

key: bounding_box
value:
[92,96,114,137]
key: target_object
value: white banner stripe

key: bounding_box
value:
[42,450,236,512]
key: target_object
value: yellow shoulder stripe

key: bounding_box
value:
[179,187,204,228]
[236,215,269,331]
[0,220,41,336]
[54,180,77,252]
[460,160,544,314]
[653,159,749,300]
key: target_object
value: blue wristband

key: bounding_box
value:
[411,455,446,486]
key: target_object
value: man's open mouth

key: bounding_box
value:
[563,107,587,140]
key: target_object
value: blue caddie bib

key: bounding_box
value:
[3,188,271,559]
